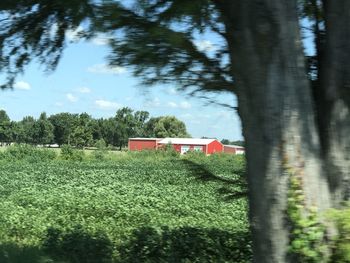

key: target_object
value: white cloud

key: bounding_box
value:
[190,120,201,125]
[167,88,178,95]
[179,101,191,109]
[144,97,161,108]
[87,64,126,75]
[167,101,191,109]
[180,113,194,120]
[95,99,121,110]
[66,93,78,102]
[78,87,91,94]
[195,40,215,52]
[55,102,63,107]
[14,81,31,90]
[167,101,178,108]
[217,110,232,119]
[210,125,220,130]
[202,114,212,119]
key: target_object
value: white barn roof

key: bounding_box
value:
[224,144,245,149]
[158,138,217,145]
[129,138,162,141]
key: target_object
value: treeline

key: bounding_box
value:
[220,139,244,146]
[0,107,190,149]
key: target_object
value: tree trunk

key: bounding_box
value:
[216,1,332,262]
[318,0,350,206]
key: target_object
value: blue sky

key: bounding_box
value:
[0,32,242,141]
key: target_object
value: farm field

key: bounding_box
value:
[0,148,251,262]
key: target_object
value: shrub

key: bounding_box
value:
[92,150,107,160]
[161,144,179,157]
[60,144,85,161]
[95,139,107,150]
[127,147,180,160]
[92,139,108,160]
[183,150,207,161]
[0,144,57,162]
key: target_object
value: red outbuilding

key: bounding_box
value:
[128,138,162,151]
[158,138,223,155]
[223,145,245,155]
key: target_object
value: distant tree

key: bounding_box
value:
[11,121,25,143]
[144,117,162,138]
[70,126,93,148]
[32,112,54,145]
[78,113,92,127]
[144,116,190,138]
[67,113,94,148]
[0,110,10,123]
[101,118,119,147]
[0,110,12,145]
[231,140,244,147]
[133,110,150,137]
[72,113,94,147]
[152,116,190,138]
[115,107,136,149]
[90,118,103,142]
[221,139,244,146]
[48,113,78,146]
[221,139,230,145]
[20,116,36,144]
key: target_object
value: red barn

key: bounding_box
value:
[158,138,223,155]
[128,138,162,151]
[223,145,245,155]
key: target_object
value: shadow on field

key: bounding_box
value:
[0,226,251,263]
[0,243,48,263]
[0,226,113,263]
[42,226,113,263]
[181,159,248,201]
[118,226,252,263]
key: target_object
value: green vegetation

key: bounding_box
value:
[328,206,350,263]
[220,139,244,147]
[0,144,57,162]
[286,169,350,263]
[0,146,250,262]
[287,174,327,262]
[0,108,190,149]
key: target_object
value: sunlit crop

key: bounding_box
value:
[0,151,250,262]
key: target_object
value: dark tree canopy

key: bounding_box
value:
[0,0,94,89]
[145,116,190,138]
[0,0,233,94]
[0,109,12,144]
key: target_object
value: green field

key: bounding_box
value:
[0,147,251,262]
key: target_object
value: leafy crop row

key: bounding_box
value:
[0,150,250,262]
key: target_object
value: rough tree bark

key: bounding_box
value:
[319,0,350,206]
[215,1,332,262]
